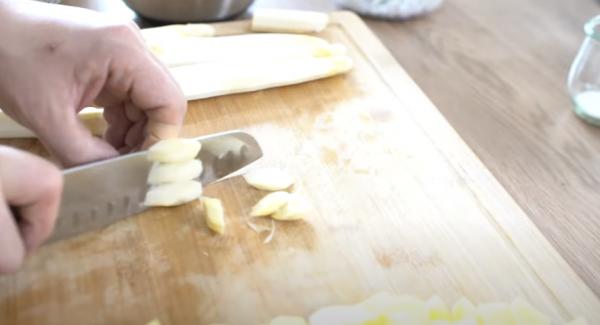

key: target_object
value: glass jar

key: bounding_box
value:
[568,16,600,125]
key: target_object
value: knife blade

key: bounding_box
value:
[46,130,262,244]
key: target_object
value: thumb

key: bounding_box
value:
[33,111,118,167]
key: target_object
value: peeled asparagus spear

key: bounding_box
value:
[171,55,353,101]
[148,33,346,68]
[0,54,352,138]
[0,35,353,139]
[252,9,329,34]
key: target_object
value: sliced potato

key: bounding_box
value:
[426,295,451,321]
[359,292,426,322]
[268,316,308,325]
[309,305,376,325]
[202,197,225,234]
[476,303,514,324]
[147,138,201,163]
[306,293,585,325]
[451,297,476,321]
[143,180,203,207]
[243,167,295,191]
[250,191,291,217]
[511,298,551,325]
[147,159,203,185]
[252,9,329,34]
[271,194,310,221]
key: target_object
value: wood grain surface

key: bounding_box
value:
[1,12,599,324]
[361,0,600,300]
[57,0,600,299]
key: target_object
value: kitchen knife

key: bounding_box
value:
[46,130,262,244]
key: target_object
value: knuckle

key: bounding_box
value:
[103,21,140,42]
[0,247,25,274]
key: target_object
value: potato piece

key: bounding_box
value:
[250,191,291,217]
[252,9,329,33]
[309,305,376,325]
[511,298,551,325]
[271,194,310,221]
[147,159,203,185]
[426,296,451,321]
[268,316,308,325]
[145,320,161,325]
[451,297,477,321]
[202,197,225,234]
[147,138,201,163]
[476,303,515,324]
[243,167,294,191]
[359,292,426,323]
[143,180,203,207]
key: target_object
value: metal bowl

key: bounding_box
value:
[122,0,255,23]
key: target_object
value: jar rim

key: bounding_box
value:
[585,16,600,40]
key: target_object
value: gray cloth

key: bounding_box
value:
[336,0,443,19]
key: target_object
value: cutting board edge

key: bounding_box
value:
[328,10,600,316]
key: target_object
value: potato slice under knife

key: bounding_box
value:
[144,180,203,207]
[147,159,203,185]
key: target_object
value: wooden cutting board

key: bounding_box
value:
[1,12,599,324]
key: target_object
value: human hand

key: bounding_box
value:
[0,0,186,167]
[0,146,62,274]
